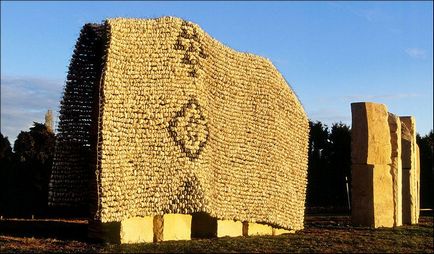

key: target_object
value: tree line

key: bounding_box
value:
[0,121,432,217]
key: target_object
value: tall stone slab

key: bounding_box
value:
[388,113,402,227]
[416,145,420,223]
[400,116,418,224]
[351,102,394,228]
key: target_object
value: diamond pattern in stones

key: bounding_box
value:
[169,98,209,160]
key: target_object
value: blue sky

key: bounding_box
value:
[1,1,433,142]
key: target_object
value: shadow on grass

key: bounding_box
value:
[0,219,87,241]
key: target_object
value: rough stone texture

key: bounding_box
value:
[120,217,154,243]
[217,220,243,237]
[372,164,394,228]
[400,116,418,225]
[153,215,164,242]
[248,223,273,236]
[351,164,394,227]
[388,113,402,227]
[351,102,392,165]
[351,102,394,228]
[48,16,310,236]
[351,164,374,226]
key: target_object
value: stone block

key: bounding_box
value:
[372,164,394,228]
[161,214,192,241]
[248,222,273,236]
[388,113,402,227]
[351,164,374,226]
[120,217,153,243]
[351,164,394,228]
[351,102,391,165]
[217,220,243,237]
[401,169,412,224]
[416,145,420,223]
[400,116,418,225]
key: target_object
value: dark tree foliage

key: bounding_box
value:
[0,123,55,217]
[0,133,14,214]
[326,123,352,208]
[306,121,352,211]
[0,133,13,160]
[417,131,433,209]
[306,121,330,207]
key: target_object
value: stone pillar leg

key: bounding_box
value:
[88,217,154,244]
[153,214,192,241]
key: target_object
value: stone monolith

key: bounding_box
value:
[351,102,394,228]
[400,116,419,225]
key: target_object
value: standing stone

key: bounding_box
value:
[416,145,420,223]
[120,217,154,243]
[388,113,402,227]
[351,102,394,228]
[400,116,418,224]
[45,110,54,133]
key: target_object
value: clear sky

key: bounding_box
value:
[1,1,433,143]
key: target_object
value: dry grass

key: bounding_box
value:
[0,216,432,253]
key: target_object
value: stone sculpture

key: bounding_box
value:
[351,102,420,228]
[48,17,309,243]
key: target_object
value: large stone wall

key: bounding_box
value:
[351,102,420,228]
[49,17,309,243]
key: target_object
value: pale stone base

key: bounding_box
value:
[162,214,192,241]
[89,213,294,243]
[248,223,273,236]
[120,216,153,243]
[217,220,243,237]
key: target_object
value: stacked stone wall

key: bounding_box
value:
[49,17,310,241]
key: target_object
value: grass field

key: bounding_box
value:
[0,215,432,253]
